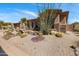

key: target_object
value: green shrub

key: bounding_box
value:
[74,29,79,32]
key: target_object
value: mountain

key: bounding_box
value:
[72,22,79,32]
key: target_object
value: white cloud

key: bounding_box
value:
[0,9,38,23]
[22,10,38,17]
[15,9,38,18]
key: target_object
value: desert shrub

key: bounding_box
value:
[17,30,27,38]
[25,30,33,34]
[20,33,27,38]
[38,32,43,36]
[31,31,39,35]
[74,29,79,32]
[3,31,15,40]
[17,30,23,35]
[55,32,64,37]
[51,31,58,35]
[31,31,43,36]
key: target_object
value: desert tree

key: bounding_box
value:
[0,21,4,29]
[34,3,61,34]
[19,17,28,30]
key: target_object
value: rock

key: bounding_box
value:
[75,47,79,55]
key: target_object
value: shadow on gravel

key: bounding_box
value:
[70,41,79,56]
[0,47,8,56]
[31,36,44,42]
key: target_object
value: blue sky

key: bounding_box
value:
[0,3,79,24]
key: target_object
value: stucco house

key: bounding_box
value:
[54,10,69,32]
[25,9,69,33]
[11,9,69,33]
